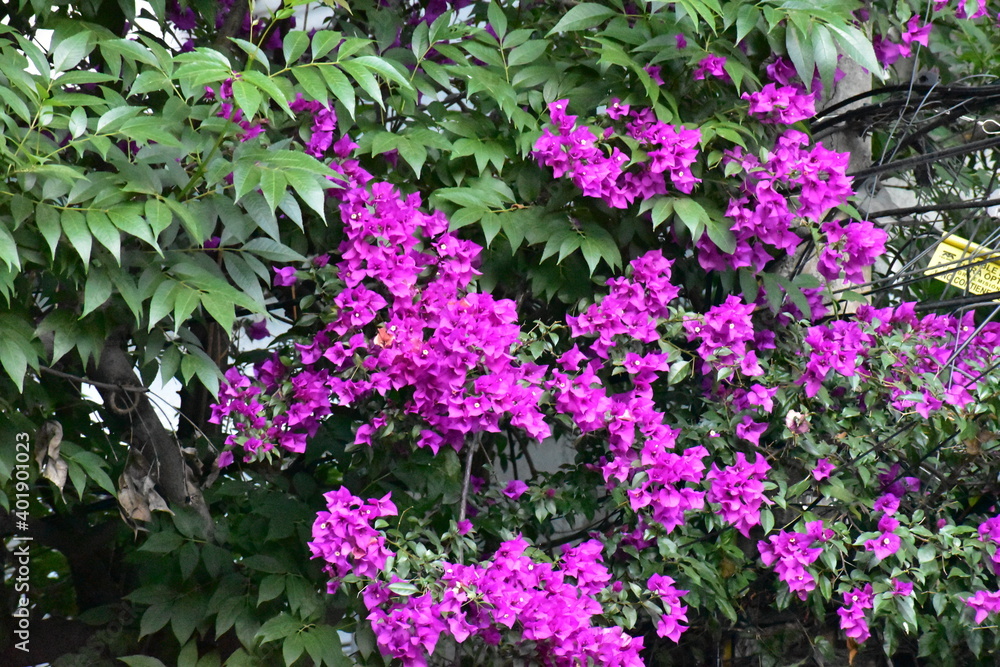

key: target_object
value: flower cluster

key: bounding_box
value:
[817,219,887,284]
[706,452,773,536]
[693,55,729,81]
[864,513,902,561]
[683,295,762,376]
[362,537,646,666]
[213,151,551,457]
[308,488,397,590]
[742,83,816,125]
[758,521,833,599]
[837,584,874,642]
[288,93,338,158]
[799,320,874,397]
[568,250,680,358]
[648,573,690,642]
[793,301,1000,424]
[532,99,701,210]
[966,589,1000,623]
[979,515,1000,572]
[698,131,854,273]
[558,252,711,533]
[874,16,933,67]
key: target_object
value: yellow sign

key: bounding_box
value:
[927,234,1000,295]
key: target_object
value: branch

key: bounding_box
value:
[458,435,479,527]
[38,365,149,393]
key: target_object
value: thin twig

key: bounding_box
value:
[458,434,479,527]
[39,366,148,393]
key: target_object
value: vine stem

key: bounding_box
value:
[458,434,479,527]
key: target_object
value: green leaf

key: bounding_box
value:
[488,1,508,40]
[284,169,327,219]
[292,65,327,102]
[259,169,287,214]
[579,224,621,275]
[61,209,92,264]
[87,209,121,263]
[148,280,177,329]
[0,338,27,392]
[311,30,342,60]
[283,634,305,666]
[547,3,617,35]
[52,31,93,72]
[705,215,736,254]
[108,205,160,251]
[119,117,183,147]
[826,22,883,79]
[353,55,414,94]
[163,197,209,243]
[170,594,203,645]
[82,268,113,317]
[812,24,838,89]
[230,37,270,73]
[396,138,427,178]
[258,574,285,606]
[785,24,814,90]
[181,347,221,397]
[242,70,292,117]
[317,64,356,119]
[283,30,310,63]
[0,224,19,272]
[508,40,548,67]
[200,290,236,334]
[139,603,173,639]
[242,238,306,263]
[231,78,262,119]
[673,198,709,239]
[119,656,168,667]
[387,581,419,596]
[340,60,382,108]
[257,613,301,643]
[241,554,287,574]
[146,199,173,236]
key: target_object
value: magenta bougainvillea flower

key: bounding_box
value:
[838,584,874,641]
[812,458,835,480]
[693,55,730,81]
[502,480,529,499]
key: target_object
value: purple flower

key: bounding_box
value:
[838,585,874,642]
[246,319,270,341]
[503,480,529,499]
[891,579,914,596]
[735,417,768,446]
[648,574,690,642]
[274,266,298,286]
[864,532,901,561]
[644,64,664,85]
[812,458,835,481]
[742,84,816,124]
[873,493,900,515]
[693,55,729,81]
[966,590,1000,623]
[706,452,773,536]
[877,514,900,533]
